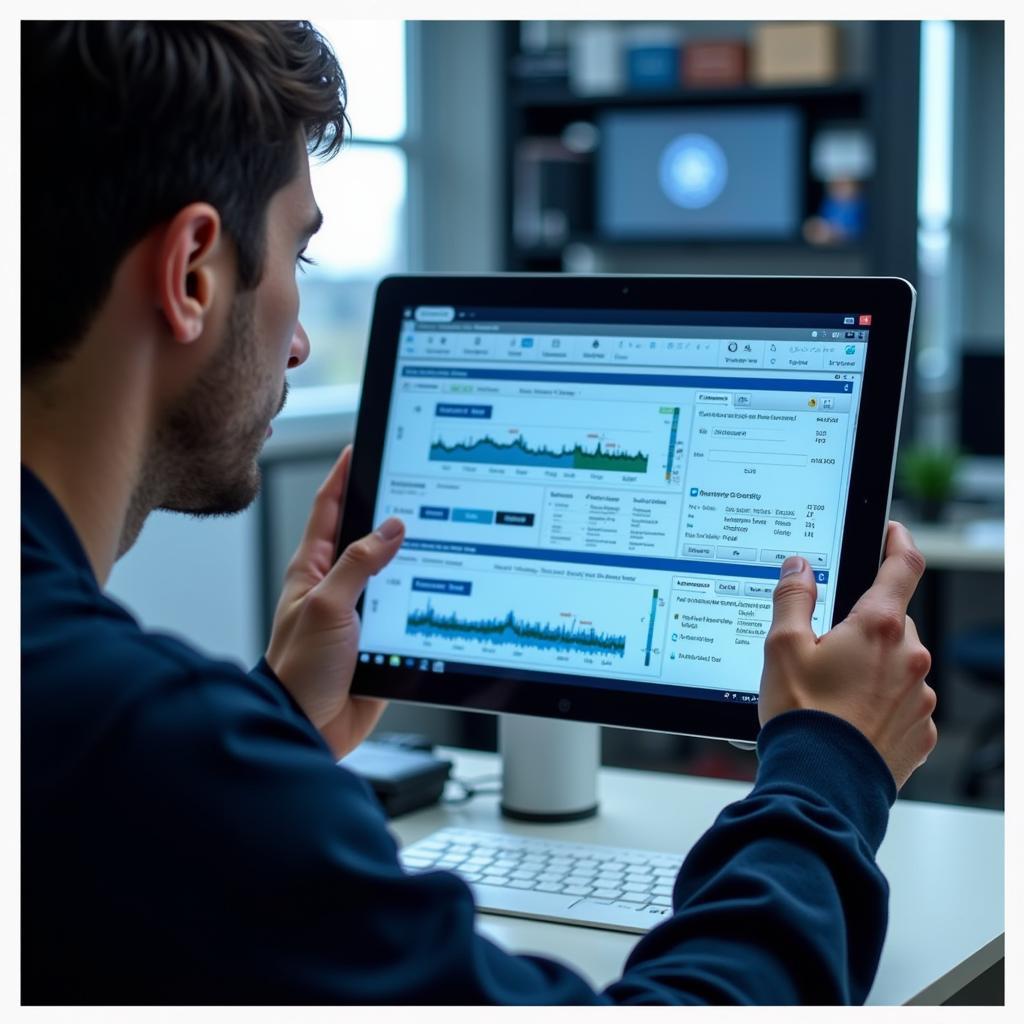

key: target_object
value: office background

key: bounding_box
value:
[107,20,1005,811]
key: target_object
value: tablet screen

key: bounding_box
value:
[357,304,872,707]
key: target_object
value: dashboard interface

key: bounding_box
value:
[359,305,872,705]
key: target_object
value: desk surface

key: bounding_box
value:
[391,748,1004,1006]
[899,515,1004,572]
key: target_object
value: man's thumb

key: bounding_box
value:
[327,517,406,609]
[770,556,818,634]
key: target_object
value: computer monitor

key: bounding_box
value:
[959,350,1004,457]
[338,275,914,747]
[597,107,803,240]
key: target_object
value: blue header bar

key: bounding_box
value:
[403,366,852,394]
[402,537,830,585]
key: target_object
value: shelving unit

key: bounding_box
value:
[500,21,921,283]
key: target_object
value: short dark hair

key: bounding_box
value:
[21,21,348,377]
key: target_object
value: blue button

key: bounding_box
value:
[420,506,450,520]
[452,508,495,524]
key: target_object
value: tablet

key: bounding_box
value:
[337,275,914,742]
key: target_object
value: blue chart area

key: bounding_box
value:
[407,602,628,658]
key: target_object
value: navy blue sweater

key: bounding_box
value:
[21,466,897,1004]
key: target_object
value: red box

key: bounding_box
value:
[859,314,873,326]
[682,40,747,88]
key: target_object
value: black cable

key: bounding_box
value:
[442,773,503,805]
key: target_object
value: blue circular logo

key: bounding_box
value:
[659,134,728,209]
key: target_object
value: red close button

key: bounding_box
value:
[859,314,873,326]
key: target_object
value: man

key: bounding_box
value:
[21,22,936,1004]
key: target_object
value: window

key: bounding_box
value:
[290,20,414,389]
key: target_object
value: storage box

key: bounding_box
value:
[682,40,748,88]
[625,25,682,91]
[750,22,839,85]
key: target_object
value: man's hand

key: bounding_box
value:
[759,521,937,790]
[265,445,405,759]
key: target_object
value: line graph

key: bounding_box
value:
[407,602,628,657]
[429,433,649,473]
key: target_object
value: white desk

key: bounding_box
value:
[391,748,1004,1005]
[905,518,1004,573]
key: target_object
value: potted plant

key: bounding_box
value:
[897,445,960,523]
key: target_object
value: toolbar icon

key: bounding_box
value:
[859,314,873,326]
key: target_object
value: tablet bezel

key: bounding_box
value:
[336,274,915,742]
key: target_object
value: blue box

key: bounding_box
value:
[627,44,680,90]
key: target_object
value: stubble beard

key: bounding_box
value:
[118,291,283,557]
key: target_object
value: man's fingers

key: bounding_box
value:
[852,520,926,619]
[767,556,818,643]
[300,445,352,551]
[325,517,406,609]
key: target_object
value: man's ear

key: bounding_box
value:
[156,203,224,344]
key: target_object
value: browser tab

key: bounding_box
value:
[415,306,456,323]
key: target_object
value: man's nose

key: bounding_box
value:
[288,320,311,369]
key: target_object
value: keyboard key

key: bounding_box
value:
[652,867,677,878]
[618,893,650,904]
[507,879,536,889]
[562,885,592,897]
[625,873,653,884]
[459,872,483,883]
[486,865,511,876]
[623,883,650,894]
[535,882,563,893]
[592,888,623,900]
[537,873,565,883]
[400,857,435,869]
[510,870,537,881]
[653,885,673,897]
[575,861,600,872]
[482,874,510,886]
[565,873,595,884]
[652,896,672,907]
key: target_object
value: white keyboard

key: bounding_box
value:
[399,827,683,934]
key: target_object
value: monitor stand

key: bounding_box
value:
[499,714,599,822]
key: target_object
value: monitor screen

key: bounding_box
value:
[357,305,871,708]
[597,107,802,240]
[959,351,1004,457]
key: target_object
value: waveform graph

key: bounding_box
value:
[402,572,666,677]
[429,433,649,473]
[407,603,628,658]
[425,396,684,487]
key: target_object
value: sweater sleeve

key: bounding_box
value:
[605,709,897,1004]
[113,660,896,1004]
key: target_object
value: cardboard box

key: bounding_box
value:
[682,40,748,87]
[751,22,839,85]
